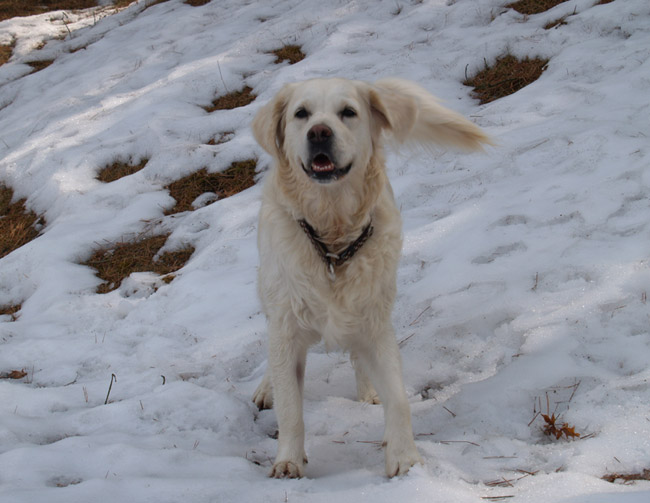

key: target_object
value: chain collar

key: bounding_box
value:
[298,219,374,280]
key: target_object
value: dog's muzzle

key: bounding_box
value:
[302,124,352,183]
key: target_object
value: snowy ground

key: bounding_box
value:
[1,0,649,501]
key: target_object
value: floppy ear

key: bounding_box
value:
[251,83,295,158]
[370,78,493,151]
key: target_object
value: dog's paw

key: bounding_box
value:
[384,441,423,478]
[252,378,274,410]
[270,460,304,479]
[358,389,381,405]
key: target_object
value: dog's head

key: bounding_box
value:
[252,77,492,186]
[252,78,416,185]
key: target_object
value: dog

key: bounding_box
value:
[251,77,491,478]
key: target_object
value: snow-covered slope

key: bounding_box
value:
[1,0,649,501]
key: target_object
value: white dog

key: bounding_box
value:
[251,78,491,478]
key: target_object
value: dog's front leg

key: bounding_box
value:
[267,318,309,478]
[356,329,422,477]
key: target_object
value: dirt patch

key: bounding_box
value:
[207,132,235,146]
[204,86,256,113]
[165,159,257,214]
[0,184,43,259]
[0,0,99,22]
[0,43,13,66]
[0,303,21,320]
[464,54,549,105]
[506,0,569,15]
[97,158,148,183]
[270,45,305,65]
[27,59,55,74]
[603,469,650,484]
[83,234,195,293]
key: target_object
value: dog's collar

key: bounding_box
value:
[298,218,374,281]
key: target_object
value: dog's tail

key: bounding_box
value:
[370,78,494,151]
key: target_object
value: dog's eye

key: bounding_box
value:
[295,108,309,119]
[340,107,357,119]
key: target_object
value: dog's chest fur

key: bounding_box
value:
[257,188,401,350]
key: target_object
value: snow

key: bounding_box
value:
[1,0,649,501]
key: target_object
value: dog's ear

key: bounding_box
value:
[252,83,295,159]
[370,78,493,151]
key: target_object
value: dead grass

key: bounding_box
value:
[83,234,195,293]
[204,86,256,113]
[602,469,650,484]
[0,0,99,22]
[506,0,569,15]
[544,16,568,29]
[206,132,235,145]
[27,59,55,73]
[464,54,549,104]
[0,43,13,66]
[271,44,305,65]
[97,158,148,183]
[0,303,21,320]
[165,159,257,214]
[0,184,42,259]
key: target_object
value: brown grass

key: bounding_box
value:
[603,469,650,484]
[544,16,568,29]
[0,43,12,66]
[0,184,42,259]
[83,234,195,293]
[184,0,211,6]
[206,132,234,145]
[97,158,148,183]
[506,0,569,15]
[0,303,21,320]
[165,159,257,214]
[464,54,549,104]
[271,45,305,65]
[0,0,99,22]
[204,86,256,113]
[27,60,55,73]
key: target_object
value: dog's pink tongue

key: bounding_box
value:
[312,154,335,172]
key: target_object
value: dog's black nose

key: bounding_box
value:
[307,124,332,144]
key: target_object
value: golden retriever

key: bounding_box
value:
[251,78,491,478]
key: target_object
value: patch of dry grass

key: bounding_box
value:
[271,45,305,65]
[0,184,43,259]
[83,234,195,293]
[0,42,13,66]
[464,54,549,104]
[206,132,234,145]
[0,0,99,22]
[27,59,55,73]
[506,0,569,15]
[544,16,569,29]
[165,159,257,214]
[97,158,148,183]
[0,303,21,320]
[204,86,256,113]
[602,469,650,484]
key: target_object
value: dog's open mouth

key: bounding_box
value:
[302,154,352,183]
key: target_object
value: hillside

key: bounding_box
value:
[1,1,649,502]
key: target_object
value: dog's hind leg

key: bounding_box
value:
[267,317,309,478]
[351,352,380,404]
[253,370,274,410]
